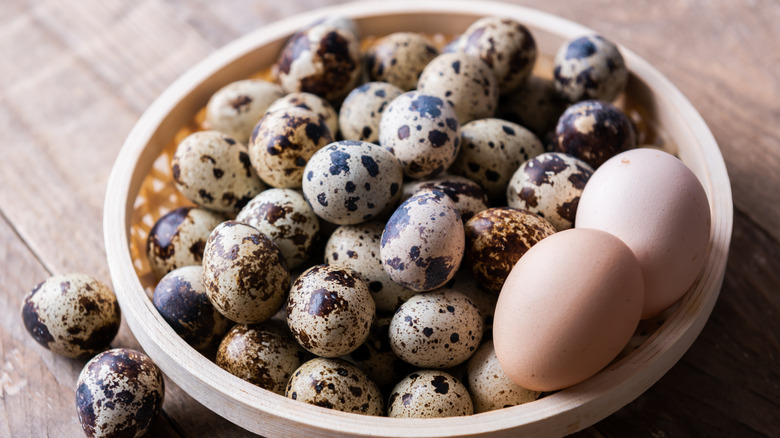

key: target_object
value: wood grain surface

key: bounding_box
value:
[0,1,777,437]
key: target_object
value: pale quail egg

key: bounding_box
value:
[339,82,403,143]
[387,370,473,418]
[402,174,489,221]
[553,35,628,103]
[204,79,285,144]
[364,32,439,91]
[446,268,498,335]
[496,75,569,139]
[466,340,540,413]
[341,316,413,391]
[265,92,339,138]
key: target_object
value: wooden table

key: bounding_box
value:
[1,0,777,436]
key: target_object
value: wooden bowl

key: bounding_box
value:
[104,1,733,436]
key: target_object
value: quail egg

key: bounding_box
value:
[466,340,540,413]
[387,370,473,418]
[266,92,339,138]
[553,34,628,103]
[496,75,569,139]
[364,32,439,91]
[446,268,498,335]
[402,174,489,221]
[204,79,285,144]
[339,82,403,143]
[341,316,414,391]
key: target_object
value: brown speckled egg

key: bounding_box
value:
[325,221,415,314]
[76,348,164,438]
[507,152,594,231]
[216,320,308,395]
[204,79,285,144]
[467,340,540,413]
[302,140,403,225]
[364,32,439,91]
[379,91,461,179]
[402,174,489,221]
[456,17,537,94]
[497,75,569,139]
[450,118,545,201]
[447,268,498,334]
[236,188,320,269]
[387,370,473,418]
[388,289,483,368]
[286,264,375,357]
[341,316,413,391]
[554,99,637,168]
[146,207,224,281]
[202,221,290,324]
[380,189,465,291]
[172,130,265,214]
[266,92,339,139]
[152,265,231,351]
[417,52,499,124]
[249,107,333,188]
[285,357,383,415]
[21,274,120,359]
[464,207,556,294]
[553,35,628,103]
[339,82,403,143]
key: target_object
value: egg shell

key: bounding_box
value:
[76,348,164,438]
[466,340,540,413]
[388,289,483,368]
[379,91,461,179]
[387,370,473,418]
[266,92,339,139]
[507,152,594,231]
[21,273,120,359]
[446,268,498,334]
[302,140,404,225]
[341,316,414,391]
[202,221,290,324]
[364,32,439,91]
[205,79,285,144]
[216,321,308,395]
[339,82,403,143]
[380,189,465,291]
[172,130,265,214]
[575,148,711,318]
[286,264,375,357]
[496,75,569,139]
[401,174,489,221]
[553,35,628,103]
[494,228,644,391]
[285,357,383,415]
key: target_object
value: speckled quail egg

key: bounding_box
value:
[339,82,403,143]
[449,118,545,201]
[146,207,224,281]
[379,91,461,179]
[446,268,498,335]
[341,316,413,391]
[402,174,489,221]
[325,221,415,314]
[216,320,308,395]
[455,17,537,94]
[388,289,483,368]
[553,34,628,103]
[236,188,320,269]
[152,265,231,351]
[204,79,285,144]
[172,130,265,214]
[387,370,473,418]
[265,92,339,139]
[464,207,556,294]
[497,75,569,139]
[381,189,465,291]
[417,52,499,124]
[249,107,333,188]
[302,140,403,225]
[364,32,439,91]
[76,348,164,438]
[555,99,637,168]
[286,264,375,357]
[466,340,540,413]
[507,152,594,231]
[285,357,383,415]
[202,221,290,324]
[21,273,120,359]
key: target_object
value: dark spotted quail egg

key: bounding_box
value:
[204,79,284,144]
[388,289,483,368]
[76,348,164,438]
[554,99,637,168]
[339,82,403,143]
[507,152,594,231]
[324,221,415,314]
[496,75,569,139]
[364,32,439,91]
[146,206,224,281]
[236,188,320,269]
[379,91,461,180]
[202,221,290,324]
[464,207,556,294]
[466,340,540,413]
[152,265,231,351]
[380,189,464,291]
[265,92,339,139]
[387,370,473,418]
[553,35,628,103]
[302,140,403,225]
[286,357,383,415]
[172,130,265,214]
[286,264,375,357]
[21,274,120,359]
[249,107,333,188]
[341,316,414,391]
[402,174,489,221]
[216,320,308,395]
[449,118,545,202]
[417,52,499,124]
